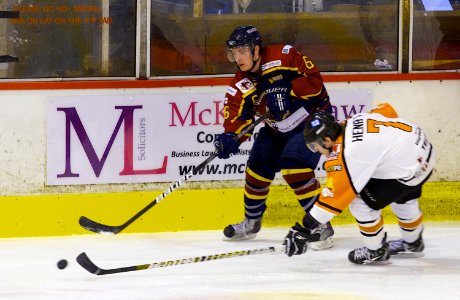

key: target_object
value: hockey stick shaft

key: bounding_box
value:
[79,113,270,234]
[76,245,283,275]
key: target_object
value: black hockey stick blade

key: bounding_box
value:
[79,193,162,234]
[79,216,123,235]
[79,153,218,234]
[76,252,103,274]
[76,245,282,276]
[76,252,150,275]
[78,113,270,235]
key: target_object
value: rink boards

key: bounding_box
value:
[0,181,458,238]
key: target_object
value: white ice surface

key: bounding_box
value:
[1,223,460,300]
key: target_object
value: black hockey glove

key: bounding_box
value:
[264,81,293,121]
[284,222,311,257]
[214,133,240,159]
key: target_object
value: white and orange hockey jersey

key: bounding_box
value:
[310,106,435,224]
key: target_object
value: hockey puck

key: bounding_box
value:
[57,259,68,270]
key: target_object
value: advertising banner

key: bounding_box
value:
[47,89,372,185]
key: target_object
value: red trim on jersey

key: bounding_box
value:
[0,72,458,90]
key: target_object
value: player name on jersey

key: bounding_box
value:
[351,117,364,142]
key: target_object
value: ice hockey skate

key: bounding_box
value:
[389,233,424,258]
[348,233,391,265]
[223,217,261,241]
[310,222,334,250]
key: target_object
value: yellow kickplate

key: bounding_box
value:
[0,181,458,238]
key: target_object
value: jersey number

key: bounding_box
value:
[367,119,412,133]
[223,106,229,119]
[302,56,315,69]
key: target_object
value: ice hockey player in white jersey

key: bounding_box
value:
[283,103,435,264]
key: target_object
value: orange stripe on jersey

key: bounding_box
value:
[358,217,384,235]
[398,214,423,230]
[317,135,358,214]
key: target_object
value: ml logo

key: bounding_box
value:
[56,105,167,178]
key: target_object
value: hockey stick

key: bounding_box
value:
[76,245,283,275]
[79,113,270,234]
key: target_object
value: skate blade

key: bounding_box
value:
[391,251,424,258]
[222,233,257,241]
[310,237,334,251]
[363,260,392,265]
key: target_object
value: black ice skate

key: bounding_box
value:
[223,218,261,240]
[348,233,391,265]
[389,233,424,258]
[310,222,334,250]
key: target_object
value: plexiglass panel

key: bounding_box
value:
[412,0,460,70]
[150,0,399,75]
[0,0,136,79]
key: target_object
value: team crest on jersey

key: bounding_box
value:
[332,144,341,153]
[226,86,237,96]
[235,78,255,93]
[326,143,342,161]
[282,45,292,54]
[261,60,281,71]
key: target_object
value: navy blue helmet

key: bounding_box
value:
[226,25,262,49]
[303,112,341,152]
